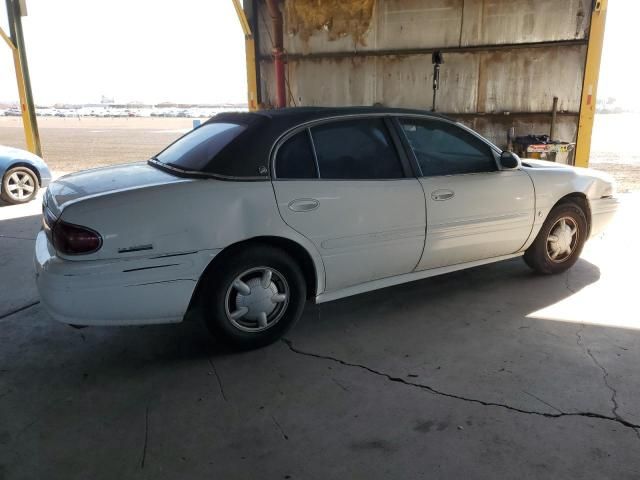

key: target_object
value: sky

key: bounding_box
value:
[1,0,639,107]
[0,0,248,105]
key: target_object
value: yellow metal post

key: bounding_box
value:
[232,0,259,111]
[3,0,42,157]
[575,0,608,167]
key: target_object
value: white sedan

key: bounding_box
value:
[35,107,618,349]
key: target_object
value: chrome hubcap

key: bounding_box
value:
[546,217,579,263]
[224,267,289,332]
[6,171,35,200]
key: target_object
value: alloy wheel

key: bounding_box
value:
[6,170,36,201]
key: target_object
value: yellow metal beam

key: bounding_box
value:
[0,26,15,50]
[232,0,259,111]
[1,24,40,156]
[11,49,40,155]
[3,0,42,157]
[231,0,251,36]
[575,0,608,167]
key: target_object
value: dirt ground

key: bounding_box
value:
[0,117,190,172]
[588,162,640,193]
[1,116,639,191]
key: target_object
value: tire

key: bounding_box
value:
[201,244,307,350]
[523,202,588,275]
[1,166,39,204]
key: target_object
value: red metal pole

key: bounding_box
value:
[266,0,286,108]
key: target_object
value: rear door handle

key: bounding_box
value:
[431,189,455,201]
[288,198,320,212]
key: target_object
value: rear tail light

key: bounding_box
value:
[52,220,103,255]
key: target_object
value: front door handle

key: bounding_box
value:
[288,198,320,212]
[431,189,455,201]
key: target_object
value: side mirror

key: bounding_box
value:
[499,151,521,170]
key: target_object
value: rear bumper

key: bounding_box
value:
[34,230,220,326]
[589,196,620,238]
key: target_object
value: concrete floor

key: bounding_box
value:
[1,192,639,480]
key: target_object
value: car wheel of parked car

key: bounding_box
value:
[202,245,307,349]
[1,166,39,204]
[524,202,587,275]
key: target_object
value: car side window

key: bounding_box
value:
[310,118,404,179]
[400,119,497,176]
[276,130,318,179]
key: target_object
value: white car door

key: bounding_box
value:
[272,117,426,292]
[397,117,535,270]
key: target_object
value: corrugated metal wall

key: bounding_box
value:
[253,0,591,159]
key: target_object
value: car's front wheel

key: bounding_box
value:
[201,245,306,349]
[1,166,39,204]
[523,201,588,274]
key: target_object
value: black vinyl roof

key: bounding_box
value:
[192,107,452,179]
[213,106,451,132]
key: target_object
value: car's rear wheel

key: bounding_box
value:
[523,202,588,274]
[201,245,306,349]
[1,166,39,204]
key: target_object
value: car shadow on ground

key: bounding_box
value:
[2,253,602,371]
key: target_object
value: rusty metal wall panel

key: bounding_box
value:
[287,58,379,106]
[261,53,479,111]
[256,4,274,57]
[461,0,591,46]
[476,45,586,113]
[256,0,590,54]
[262,46,584,114]
[375,53,479,112]
[281,0,464,54]
[369,0,463,50]
[255,0,588,150]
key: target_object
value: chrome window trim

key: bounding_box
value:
[148,158,268,181]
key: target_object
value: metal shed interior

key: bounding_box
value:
[247,0,604,165]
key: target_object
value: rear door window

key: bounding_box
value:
[275,131,318,179]
[310,118,404,179]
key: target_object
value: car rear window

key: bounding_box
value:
[154,122,246,172]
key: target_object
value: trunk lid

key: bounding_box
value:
[45,162,190,215]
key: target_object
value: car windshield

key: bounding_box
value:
[154,122,246,171]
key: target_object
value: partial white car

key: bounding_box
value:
[35,107,618,349]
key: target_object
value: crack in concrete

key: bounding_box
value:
[208,357,228,402]
[282,339,640,436]
[331,377,350,392]
[522,390,563,414]
[575,324,621,419]
[140,406,150,469]
[271,415,289,440]
[0,301,40,320]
